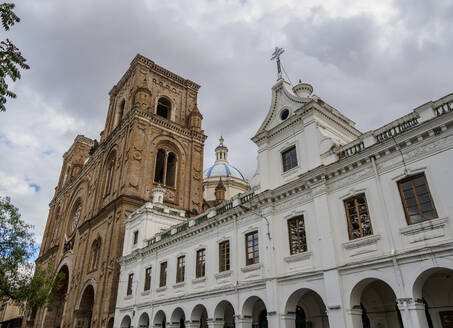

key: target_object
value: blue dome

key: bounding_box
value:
[203,163,246,180]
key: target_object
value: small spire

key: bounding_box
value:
[219,136,224,146]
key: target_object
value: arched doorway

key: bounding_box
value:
[413,267,453,328]
[42,265,69,328]
[139,312,150,328]
[285,288,328,328]
[191,304,208,328]
[120,315,131,328]
[214,300,235,328]
[76,284,95,328]
[153,310,166,328]
[170,308,186,328]
[350,278,402,328]
[242,296,267,328]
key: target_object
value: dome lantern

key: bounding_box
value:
[215,136,228,163]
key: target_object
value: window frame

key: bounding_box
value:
[219,240,230,272]
[343,193,373,240]
[287,216,307,255]
[245,231,259,266]
[159,262,167,287]
[195,248,206,278]
[397,173,438,225]
[144,266,152,291]
[126,273,133,296]
[156,97,172,120]
[281,146,298,172]
[176,256,185,283]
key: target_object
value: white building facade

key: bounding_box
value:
[114,78,453,328]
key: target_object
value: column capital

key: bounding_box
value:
[397,297,425,309]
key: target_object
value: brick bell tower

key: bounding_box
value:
[30,55,206,328]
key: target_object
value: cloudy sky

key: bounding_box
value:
[0,0,452,243]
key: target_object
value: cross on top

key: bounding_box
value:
[271,47,285,79]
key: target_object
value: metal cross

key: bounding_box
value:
[271,47,285,79]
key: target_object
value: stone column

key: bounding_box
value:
[397,298,429,328]
[235,316,252,328]
[280,313,296,328]
[346,308,363,328]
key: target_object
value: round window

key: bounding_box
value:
[280,109,289,120]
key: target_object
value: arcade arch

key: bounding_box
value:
[153,310,166,328]
[120,315,131,328]
[214,300,235,328]
[170,307,186,327]
[284,288,329,328]
[190,304,208,328]
[350,278,402,328]
[412,267,453,328]
[242,296,268,328]
[138,312,150,328]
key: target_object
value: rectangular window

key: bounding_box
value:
[159,262,167,287]
[133,230,139,245]
[282,146,298,172]
[176,256,185,283]
[196,249,206,278]
[245,231,259,265]
[219,240,230,272]
[126,273,133,296]
[287,216,307,255]
[344,193,373,240]
[144,267,152,291]
[398,173,437,224]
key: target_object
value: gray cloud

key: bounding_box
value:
[1,0,452,241]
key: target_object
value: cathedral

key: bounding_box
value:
[32,54,453,328]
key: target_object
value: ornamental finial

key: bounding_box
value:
[219,136,224,145]
[271,47,285,79]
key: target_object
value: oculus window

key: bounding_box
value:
[280,108,289,120]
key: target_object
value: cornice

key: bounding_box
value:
[109,54,200,97]
[118,111,453,268]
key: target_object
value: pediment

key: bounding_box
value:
[254,79,312,138]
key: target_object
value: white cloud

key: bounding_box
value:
[1,0,452,242]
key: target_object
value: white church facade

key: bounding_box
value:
[114,74,453,328]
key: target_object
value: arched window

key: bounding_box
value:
[153,148,178,188]
[90,238,101,271]
[156,97,171,120]
[154,149,166,184]
[114,99,125,128]
[104,153,116,196]
[166,152,177,187]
